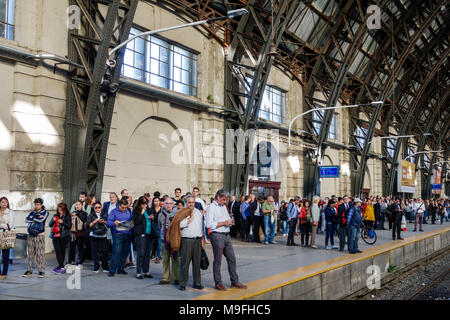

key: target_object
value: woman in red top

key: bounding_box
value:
[299,200,312,247]
[49,203,72,274]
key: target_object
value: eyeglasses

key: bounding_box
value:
[94,206,102,209]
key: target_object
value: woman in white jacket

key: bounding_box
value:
[310,196,321,249]
[0,196,14,279]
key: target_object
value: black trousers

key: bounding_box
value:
[84,233,92,261]
[69,235,85,264]
[252,215,263,242]
[135,234,153,275]
[179,237,202,287]
[52,236,69,268]
[392,214,402,239]
[300,222,311,245]
[240,216,252,241]
[287,218,297,244]
[90,237,109,270]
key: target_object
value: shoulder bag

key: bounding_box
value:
[0,224,16,250]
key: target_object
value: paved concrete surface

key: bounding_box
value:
[0,221,448,300]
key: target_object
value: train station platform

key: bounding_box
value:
[0,222,449,300]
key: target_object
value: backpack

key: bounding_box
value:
[280,209,288,221]
[70,215,84,232]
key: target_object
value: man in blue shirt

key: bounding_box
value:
[286,197,300,246]
[347,198,363,254]
[107,199,132,277]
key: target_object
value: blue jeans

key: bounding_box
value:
[110,233,131,273]
[348,225,360,252]
[282,220,288,234]
[264,215,276,243]
[325,222,336,246]
[423,210,429,223]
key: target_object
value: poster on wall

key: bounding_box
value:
[431,169,442,195]
[397,160,416,193]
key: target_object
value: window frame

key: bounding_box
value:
[0,0,15,41]
[122,25,199,97]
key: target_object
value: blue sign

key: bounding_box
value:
[319,166,340,178]
[431,184,442,190]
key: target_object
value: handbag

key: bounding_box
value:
[200,247,209,270]
[0,224,16,250]
[401,215,407,231]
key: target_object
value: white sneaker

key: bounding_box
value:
[283,234,287,237]
[332,245,338,249]
[326,245,332,250]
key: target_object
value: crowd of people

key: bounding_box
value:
[0,190,448,291]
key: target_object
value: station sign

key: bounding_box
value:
[319,166,340,178]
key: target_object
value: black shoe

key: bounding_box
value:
[23,270,32,277]
[349,251,356,254]
[355,250,362,253]
[413,229,417,232]
[193,285,204,290]
[420,229,424,232]
[174,280,179,285]
[38,272,45,278]
[108,272,115,277]
[179,286,186,291]
[392,237,396,240]
[118,269,128,275]
[144,274,153,278]
[136,275,144,280]
[159,280,169,285]
[398,237,404,240]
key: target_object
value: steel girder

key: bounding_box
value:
[424,120,450,198]
[300,0,368,199]
[385,46,450,196]
[351,0,448,197]
[224,0,300,196]
[63,0,138,203]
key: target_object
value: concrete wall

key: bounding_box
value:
[246,228,450,300]
[0,0,69,251]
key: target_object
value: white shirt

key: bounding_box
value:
[180,208,204,238]
[415,202,425,213]
[205,201,231,233]
[0,208,14,230]
[195,197,206,211]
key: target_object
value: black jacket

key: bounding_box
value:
[49,213,72,238]
[72,210,88,231]
[374,203,381,219]
[337,203,350,226]
[389,203,403,220]
[133,209,153,235]
[88,211,108,235]
[248,201,258,216]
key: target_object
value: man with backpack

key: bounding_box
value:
[24,198,49,278]
[337,195,351,252]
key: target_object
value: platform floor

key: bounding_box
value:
[0,221,449,300]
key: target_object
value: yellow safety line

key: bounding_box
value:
[192,226,450,300]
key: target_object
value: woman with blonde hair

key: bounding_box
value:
[310,196,320,249]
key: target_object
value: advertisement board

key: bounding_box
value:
[431,168,442,194]
[397,160,416,193]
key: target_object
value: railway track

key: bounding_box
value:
[408,267,450,300]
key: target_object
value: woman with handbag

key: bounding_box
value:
[88,201,109,273]
[49,203,72,274]
[133,196,154,279]
[149,197,162,264]
[299,200,312,247]
[69,200,88,266]
[0,197,14,279]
